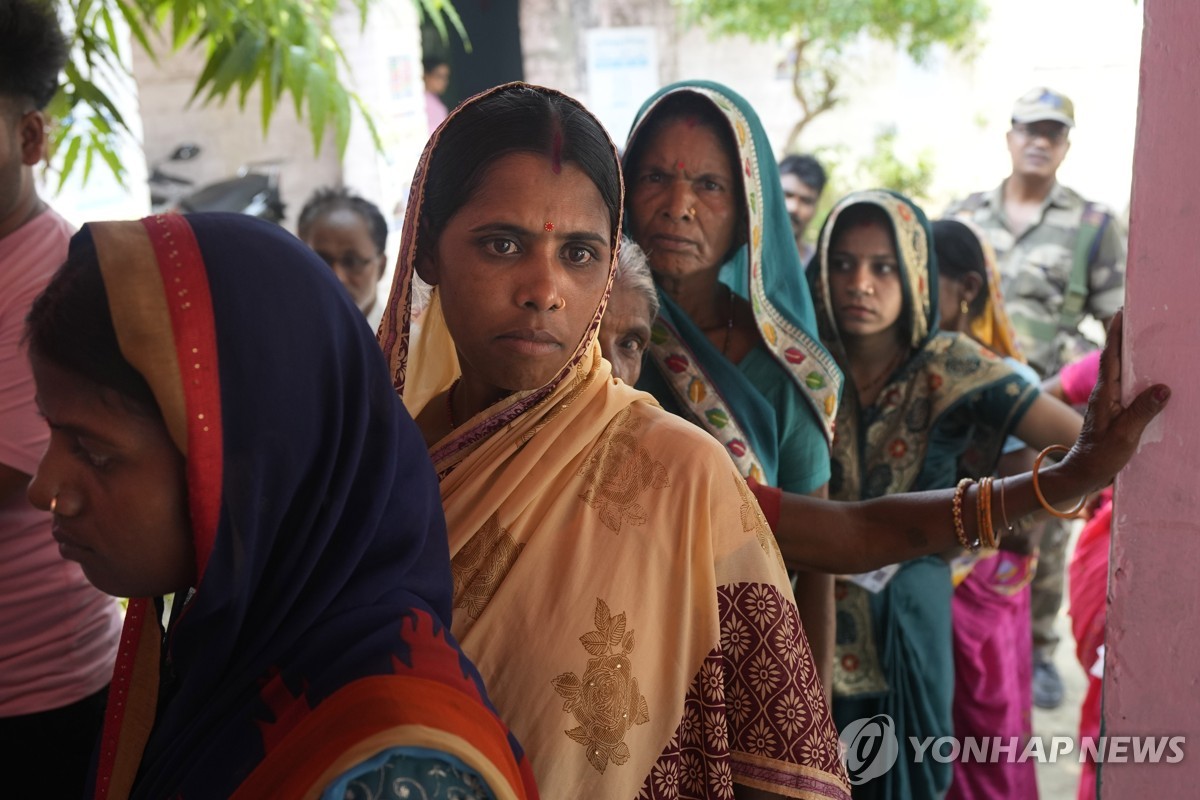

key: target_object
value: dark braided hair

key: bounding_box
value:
[0,0,69,110]
[932,219,989,319]
[297,187,388,256]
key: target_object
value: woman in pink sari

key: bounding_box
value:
[1052,350,1107,800]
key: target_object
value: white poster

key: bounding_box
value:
[585,27,660,144]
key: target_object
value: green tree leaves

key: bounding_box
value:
[676,0,987,150]
[54,0,465,186]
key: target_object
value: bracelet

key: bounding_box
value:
[999,476,1014,534]
[979,476,996,549]
[974,476,985,549]
[953,478,978,551]
[1032,444,1088,519]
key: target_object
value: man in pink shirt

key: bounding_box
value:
[0,2,122,792]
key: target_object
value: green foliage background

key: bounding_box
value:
[53,0,466,188]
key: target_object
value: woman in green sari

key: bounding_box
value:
[807,190,1081,799]
[623,81,843,689]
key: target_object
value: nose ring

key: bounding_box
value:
[687,207,696,217]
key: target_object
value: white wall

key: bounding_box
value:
[332,0,427,230]
[523,0,1142,216]
[46,10,147,227]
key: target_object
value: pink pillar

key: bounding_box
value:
[1102,0,1200,796]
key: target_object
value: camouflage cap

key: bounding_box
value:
[1012,87,1075,128]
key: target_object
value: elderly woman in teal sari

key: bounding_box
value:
[623,80,843,690]
[806,190,1082,799]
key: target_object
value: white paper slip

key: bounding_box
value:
[844,563,902,593]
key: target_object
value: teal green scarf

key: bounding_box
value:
[623,80,841,485]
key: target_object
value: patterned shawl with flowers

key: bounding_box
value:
[378,83,851,800]
[622,81,842,489]
[807,190,1038,800]
[81,214,535,799]
[808,190,1037,505]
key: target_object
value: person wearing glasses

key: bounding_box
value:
[947,87,1126,712]
[298,187,390,330]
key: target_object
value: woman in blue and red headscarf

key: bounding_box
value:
[24,213,536,799]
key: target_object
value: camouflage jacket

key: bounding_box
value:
[946,181,1126,377]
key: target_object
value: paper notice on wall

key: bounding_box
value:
[585,27,659,144]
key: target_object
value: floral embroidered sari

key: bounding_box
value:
[807,191,1038,800]
[378,83,851,800]
[78,215,534,799]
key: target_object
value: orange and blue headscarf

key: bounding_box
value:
[78,214,535,799]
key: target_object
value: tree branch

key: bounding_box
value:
[785,47,841,152]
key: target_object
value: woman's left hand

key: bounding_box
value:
[1057,311,1170,493]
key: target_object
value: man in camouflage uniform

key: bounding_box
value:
[948,87,1126,709]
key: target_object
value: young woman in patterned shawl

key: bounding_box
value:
[805,190,1084,800]
[378,82,853,800]
[25,214,536,799]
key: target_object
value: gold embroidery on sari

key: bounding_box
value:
[835,335,1017,502]
[732,472,785,568]
[518,360,595,448]
[451,513,524,620]
[578,408,669,533]
[552,599,650,773]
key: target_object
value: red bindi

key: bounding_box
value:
[675,160,686,171]
[544,222,554,232]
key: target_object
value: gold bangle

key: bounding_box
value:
[1032,445,1087,519]
[974,476,986,549]
[979,476,996,549]
[999,476,1013,533]
[952,478,975,550]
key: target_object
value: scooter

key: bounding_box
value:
[148,143,286,223]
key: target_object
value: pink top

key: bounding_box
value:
[1060,349,1102,406]
[1059,349,1113,510]
[0,208,121,715]
[426,90,448,135]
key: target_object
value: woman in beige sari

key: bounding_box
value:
[378,83,852,799]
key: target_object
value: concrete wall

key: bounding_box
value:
[519,0,1142,215]
[132,44,341,232]
[1101,0,1200,795]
